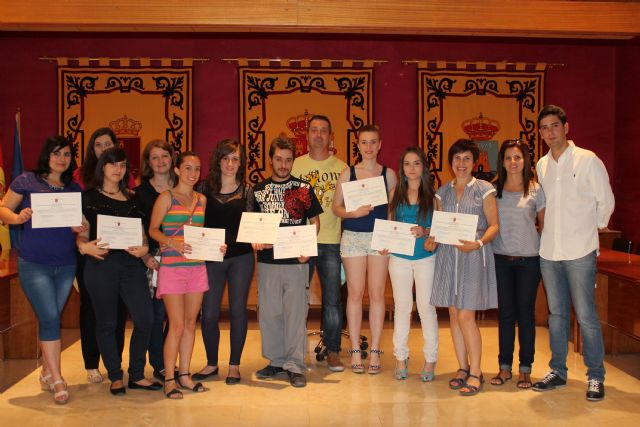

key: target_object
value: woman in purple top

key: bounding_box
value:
[0,136,82,404]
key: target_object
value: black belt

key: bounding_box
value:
[494,254,538,261]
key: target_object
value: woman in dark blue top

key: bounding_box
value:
[332,124,397,374]
[0,136,81,404]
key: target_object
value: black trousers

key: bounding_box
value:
[77,253,127,370]
[201,252,254,366]
[494,254,540,372]
[84,252,153,382]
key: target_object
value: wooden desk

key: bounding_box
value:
[588,248,640,354]
[0,250,39,360]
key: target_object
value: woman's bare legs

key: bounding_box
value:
[457,308,482,390]
[367,254,389,368]
[177,292,204,389]
[163,294,185,393]
[448,307,470,384]
[343,256,367,366]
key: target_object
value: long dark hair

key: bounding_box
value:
[140,139,176,183]
[204,139,246,196]
[33,135,76,186]
[93,147,131,198]
[389,147,435,223]
[496,139,534,198]
[81,127,117,187]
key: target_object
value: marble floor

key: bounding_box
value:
[1,318,638,427]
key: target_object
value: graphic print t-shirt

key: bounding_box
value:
[291,154,347,244]
[253,176,323,264]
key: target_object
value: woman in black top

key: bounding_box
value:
[193,139,255,385]
[76,147,160,395]
[134,139,176,380]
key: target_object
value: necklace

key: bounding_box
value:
[99,187,121,196]
[43,176,64,191]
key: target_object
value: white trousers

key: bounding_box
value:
[388,255,438,362]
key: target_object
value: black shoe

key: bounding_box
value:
[287,371,307,388]
[110,384,126,396]
[128,380,163,391]
[532,371,567,392]
[153,369,165,381]
[192,367,219,381]
[256,365,284,379]
[586,379,605,401]
[225,376,241,385]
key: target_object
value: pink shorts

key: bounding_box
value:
[156,264,209,298]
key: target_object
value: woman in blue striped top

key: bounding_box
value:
[490,139,545,389]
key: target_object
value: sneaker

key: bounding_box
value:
[327,352,345,372]
[287,371,307,388]
[586,379,605,401]
[256,365,284,379]
[532,371,566,392]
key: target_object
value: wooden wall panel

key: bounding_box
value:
[0,0,638,39]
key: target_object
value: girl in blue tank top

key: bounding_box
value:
[385,147,439,382]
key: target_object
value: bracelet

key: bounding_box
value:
[477,239,484,248]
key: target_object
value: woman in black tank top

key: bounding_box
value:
[332,125,397,374]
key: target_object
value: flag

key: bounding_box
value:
[10,110,23,249]
[12,111,23,181]
[0,136,9,251]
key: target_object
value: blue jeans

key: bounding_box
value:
[540,251,605,382]
[308,244,343,352]
[18,258,76,341]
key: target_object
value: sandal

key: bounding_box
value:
[448,368,469,390]
[86,369,104,384]
[39,373,53,392]
[176,373,205,392]
[517,373,533,389]
[51,379,69,404]
[420,361,436,382]
[490,369,512,386]
[394,358,408,380]
[368,349,383,375]
[164,378,183,400]
[348,349,364,374]
[460,374,484,396]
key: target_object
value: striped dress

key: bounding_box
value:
[160,191,205,267]
[430,178,498,310]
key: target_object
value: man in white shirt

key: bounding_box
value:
[532,105,615,401]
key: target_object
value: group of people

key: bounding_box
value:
[0,104,614,404]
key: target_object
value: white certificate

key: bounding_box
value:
[370,219,417,256]
[341,175,388,213]
[236,212,282,244]
[96,214,143,250]
[30,192,82,228]
[273,225,318,259]
[183,225,225,262]
[430,211,479,245]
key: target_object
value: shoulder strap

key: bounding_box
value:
[167,193,200,237]
[349,166,356,181]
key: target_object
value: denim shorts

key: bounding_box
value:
[340,230,380,258]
